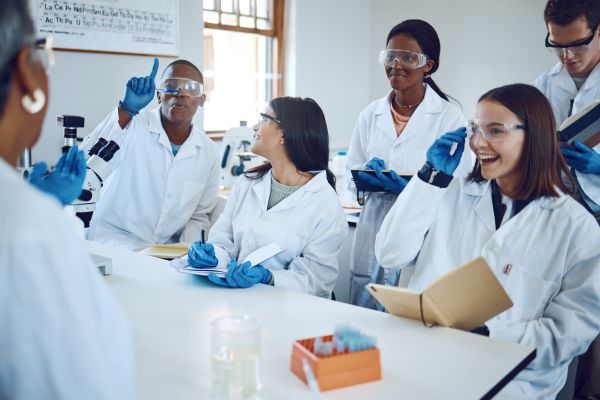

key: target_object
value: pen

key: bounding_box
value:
[201,229,205,244]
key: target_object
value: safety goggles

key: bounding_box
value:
[545,28,597,58]
[34,36,54,72]
[157,77,204,97]
[466,119,526,143]
[257,112,280,127]
[378,49,429,69]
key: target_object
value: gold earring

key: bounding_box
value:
[21,88,46,114]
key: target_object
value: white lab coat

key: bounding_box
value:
[209,170,348,298]
[83,107,220,251]
[0,158,134,399]
[375,176,600,399]
[533,62,600,206]
[345,85,473,306]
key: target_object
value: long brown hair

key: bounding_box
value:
[468,83,573,199]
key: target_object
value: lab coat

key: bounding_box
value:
[209,170,348,298]
[83,107,220,251]
[345,84,472,306]
[375,176,600,399]
[0,158,134,399]
[533,62,600,206]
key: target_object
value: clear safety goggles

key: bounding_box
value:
[545,29,597,59]
[466,119,526,143]
[157,77,204,97]
[378,49,429,69]
[34,36,54,72]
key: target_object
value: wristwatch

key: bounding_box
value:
[417,162,453,188]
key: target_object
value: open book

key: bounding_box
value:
[558,100,600,148]
[366,257,512,331]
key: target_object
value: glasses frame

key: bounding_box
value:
[544,27,598,58]
[259,112,281,126]
[466,119,526,143]
[157,77,205,97]
[378,49,429,69]
[34,36,55,72]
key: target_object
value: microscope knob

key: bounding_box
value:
[78,189,93,202]
[231,164,245,176]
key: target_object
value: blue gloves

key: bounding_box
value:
[121,58,159,114]
[426,127,467,176]
[28,146,86,206]
[357,157,408,195]
[561,141,600,175]
[208,260,272,288]
[188,242,218,268]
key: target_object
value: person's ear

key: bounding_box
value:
[15,46,46,114]
[197,93,206,107]
[156,92,162,104]
[423,59,434,75]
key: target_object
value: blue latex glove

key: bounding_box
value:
[359,157,407,194]
[208,260,272,288]
[122,58,159,114]
[561,141,600,175]
[187,242,218,268]
[27,146,86,206]
[426,127,467,176]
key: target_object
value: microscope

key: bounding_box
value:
[220,123,265,189]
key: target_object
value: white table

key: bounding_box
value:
[86,240,535,400]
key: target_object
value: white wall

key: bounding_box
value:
[33,0,203,164]
[284,0,372,152]
[368,0,556,121]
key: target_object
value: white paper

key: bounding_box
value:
[171,243,283,277]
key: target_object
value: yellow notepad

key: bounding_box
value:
[140,243,189,260]
[367,257,513,331]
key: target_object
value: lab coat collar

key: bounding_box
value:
[546,61,600,95]
[374,84,445,141]
[252,169,330,212]
[148,107,204,159]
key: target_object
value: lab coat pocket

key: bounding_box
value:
[180,181,206,210]
[503,264,557,322]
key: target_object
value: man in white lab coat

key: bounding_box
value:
[0,0,134,398]
[532,1,600,397]
[83,59,220,251]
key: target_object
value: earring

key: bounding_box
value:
[21,88,46,114]
[424,74,432,79]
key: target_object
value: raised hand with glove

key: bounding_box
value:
[419,127,466,187]
[28,146,86,206]
[118,58,159,126]
[208,260,272,288]
[561,141,600,175]
[187,241,219,268]
[357,157,408,195]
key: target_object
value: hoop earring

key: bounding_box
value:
[21,88,46,114]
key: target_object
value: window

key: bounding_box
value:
[203,0,284,132]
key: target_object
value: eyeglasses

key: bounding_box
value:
[34,36,54,72]
[378,49,429,69]
[258,112,280,127]
[466,119,526,143]
[545,29,597,58]
[157,77,204,97]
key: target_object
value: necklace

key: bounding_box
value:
[393,92,424,109]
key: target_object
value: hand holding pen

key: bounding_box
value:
[187,229,218,268]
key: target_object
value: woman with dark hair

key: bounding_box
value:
[0,0,134,398]
[375,84,600,399]
[187,97,347,298]
[346,19,473,307]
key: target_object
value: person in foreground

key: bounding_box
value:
[375,83,600,399]
[0,0,134,398]
[187,97,347,298]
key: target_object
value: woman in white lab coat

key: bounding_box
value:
[0,0,134,398]
[187,97,348,298]
[375,83,600,399]
[346,19,472,307]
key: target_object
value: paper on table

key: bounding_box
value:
[171,243,284,278]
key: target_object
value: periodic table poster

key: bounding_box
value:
[29,0,179,56]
